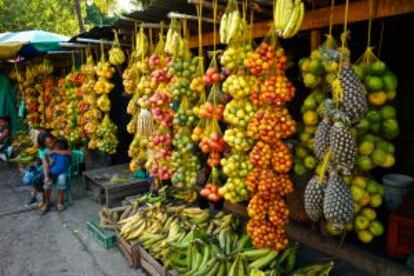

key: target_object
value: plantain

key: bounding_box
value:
[248,251,279,271]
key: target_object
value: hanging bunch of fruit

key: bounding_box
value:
[50,78,68,137]
[108,29,126,66]
[123,28,149,96]
[145,31,175,180]
[344,48,398,243]
[304,38,368,235]
[169,25,201,197]
[125,27,155,172]
[61,68,86,144]
[218,21,256,203]
[89,43,118,154]
[298,30,398,243]
[78,54,101,140]
[294,36,339,176]
[353,48,399,172]
[21,59,54,128]
[245,32,296,251]
[196,75,227,200]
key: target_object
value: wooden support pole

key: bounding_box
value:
[187,0,414,48]
[310,30,322,51]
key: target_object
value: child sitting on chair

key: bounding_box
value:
[40,139,71,214]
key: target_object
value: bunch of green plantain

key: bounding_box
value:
[273,0,305,39]
[166,231,299,276]
[291,261,334,276]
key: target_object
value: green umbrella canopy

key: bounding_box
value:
[0,30,69,59]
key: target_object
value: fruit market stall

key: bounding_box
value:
[1,0,414,275]
[64,0,414,274]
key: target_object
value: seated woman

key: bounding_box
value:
[0,116,11,161]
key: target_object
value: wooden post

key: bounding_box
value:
[310,30,322,51]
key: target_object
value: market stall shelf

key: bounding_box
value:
[83,164,149,207]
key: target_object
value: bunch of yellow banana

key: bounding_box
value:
[220,0,243,44]
[165,18,185,57]
[109,47,125,65]
[173,189,198,203]
[134,28,149,59]
[274,0,305,39]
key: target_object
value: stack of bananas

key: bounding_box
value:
[274,0,305,39]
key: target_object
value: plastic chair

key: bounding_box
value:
[62,150,85,206]
[70,150,84,177]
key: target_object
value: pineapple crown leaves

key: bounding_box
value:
[321,99,350,126]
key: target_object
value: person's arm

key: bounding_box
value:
[0,129,10,143]
[42,158,50,181]
[48,149,72,156]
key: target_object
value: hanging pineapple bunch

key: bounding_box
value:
[245,32,296,250]
[335,48,399,243]
[294,35,340,176]
[304,35,367,232]
[89,43,118,154]
[146,29,175,181]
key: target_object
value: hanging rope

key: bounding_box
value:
[366,0,375,48]
[328,0,335,36]
[213,0,218,53]
[378,20,385,58]
[196,0,203,58]
[249,2,254,44]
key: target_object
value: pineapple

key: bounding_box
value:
[337,64,367,123]
[323,172,353,229]
[314,116,332,161]
[330,119,357,175]
[304,175,327,222]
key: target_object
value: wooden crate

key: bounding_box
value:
[116,233,140,269]
[138,245,168,276]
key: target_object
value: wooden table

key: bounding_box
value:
[83,164,149,207]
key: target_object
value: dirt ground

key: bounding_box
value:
[0,162,144,276]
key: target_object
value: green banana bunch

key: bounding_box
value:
[291,261,335,275]
[274,0,305,39]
